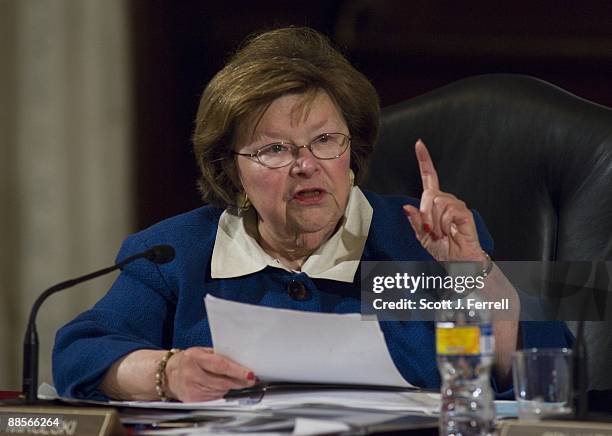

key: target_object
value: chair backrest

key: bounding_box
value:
[363,74,612,392]
[364,74,612,262]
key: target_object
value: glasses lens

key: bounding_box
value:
[258,143,294,168]
[310,133,349,159]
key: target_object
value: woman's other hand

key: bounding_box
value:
[402,139,485,263]
[100,347,257,402]
[165,347,257,402]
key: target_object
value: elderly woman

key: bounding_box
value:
[53,27,571,402]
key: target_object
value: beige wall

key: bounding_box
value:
[0,0,134,391]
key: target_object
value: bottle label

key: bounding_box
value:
[436,325,481,355]
[436,324,495,356]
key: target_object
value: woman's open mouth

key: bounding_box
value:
[293,188,326,204]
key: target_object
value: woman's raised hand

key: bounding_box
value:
[402,140,485,263]
[165,347,257,402]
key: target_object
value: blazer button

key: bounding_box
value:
[287,280,308,301]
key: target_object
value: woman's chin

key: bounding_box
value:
[288,210,341,236]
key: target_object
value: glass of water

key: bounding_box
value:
[512,348,573,420]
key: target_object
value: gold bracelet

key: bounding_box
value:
[155,348,181,401]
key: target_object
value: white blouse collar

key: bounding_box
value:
[211,186,373,283]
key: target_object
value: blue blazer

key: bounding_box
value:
[52,190,573,400]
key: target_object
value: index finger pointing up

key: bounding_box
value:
[415,139,440,191]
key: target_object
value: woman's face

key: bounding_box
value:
[235,91,352,241]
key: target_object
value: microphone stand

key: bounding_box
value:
[22,245,174,404]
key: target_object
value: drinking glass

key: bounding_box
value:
[512,348,573,420]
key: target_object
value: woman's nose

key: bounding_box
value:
[291,146,318,177]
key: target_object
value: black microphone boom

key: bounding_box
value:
[22,244,175,403]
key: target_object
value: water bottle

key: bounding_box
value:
[436,290,496,436]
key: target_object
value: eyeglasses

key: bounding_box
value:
[233,132,351,169]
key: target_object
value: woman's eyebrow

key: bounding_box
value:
[252,121,339,143]
[250,131,286,143]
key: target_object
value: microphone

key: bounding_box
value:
[22,244,175,404]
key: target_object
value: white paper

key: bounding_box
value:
[292,418,351,435]
[41,381,439,415]
[205,294,413,388]
[108,398,249,410]
[259,390,440,414]
[106,390,440,414]
[37,382,59,399]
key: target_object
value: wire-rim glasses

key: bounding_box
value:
[233,132,351,169]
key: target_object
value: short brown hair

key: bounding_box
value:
[193,26,380,208]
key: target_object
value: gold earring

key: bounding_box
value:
[239,191,251,211]
[349,169,355,186]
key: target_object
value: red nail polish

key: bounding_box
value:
[423,223,431,233]
[246,372,255,381]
